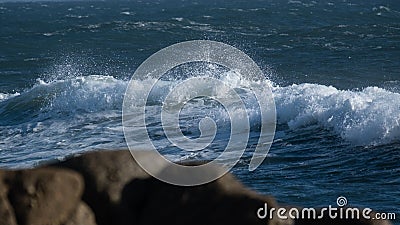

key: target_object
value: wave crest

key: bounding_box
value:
[1,74,399,146]
[275,83,400,146]
[0,75,126,125]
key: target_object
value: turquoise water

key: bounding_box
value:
[0,0,399,222]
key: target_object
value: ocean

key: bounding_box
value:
[0,0,399,222]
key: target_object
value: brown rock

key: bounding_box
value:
[0,189,17,225]
[118,170,289,225]
[56,150,289,225]
[0,170,17,225]
[0,150,393,225]
[8,167,84,225]
[63,202,97,225]
[55,150,152,225]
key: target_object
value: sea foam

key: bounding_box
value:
[1,74,399,146]
[274,83,400,146]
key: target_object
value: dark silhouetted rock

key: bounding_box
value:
[0,170,18,225]
[8,168,83,225]
[0,150,393,225]
[118,171,290,225]
[0,195,17,225]
[0,171,17,225]
[55,150,153,225]
[0,193,18,225]
[64,202,97,225]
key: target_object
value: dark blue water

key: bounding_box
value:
[0,0,399,223]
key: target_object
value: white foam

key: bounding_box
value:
[3,72,399,147]
[37,75,127,115]
[0,92,20,102]
[274,83,400,146]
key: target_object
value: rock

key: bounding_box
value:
[0,170,17,225]
[55,150,153,225]
[57,150,150,204]
[7,168,84,225]
[118,170,290,225]
[1,150,392,225]
[64,202,97,225]
[0,177,17,225]
[0,194,18,225]
[55,150,290,225]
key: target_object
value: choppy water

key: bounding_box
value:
[0,0,399,222]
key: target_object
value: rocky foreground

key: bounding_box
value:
[0,150,393,225]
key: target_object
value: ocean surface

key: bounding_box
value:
[0,0,399,222]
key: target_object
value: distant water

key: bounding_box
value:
[0,0,399,222]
